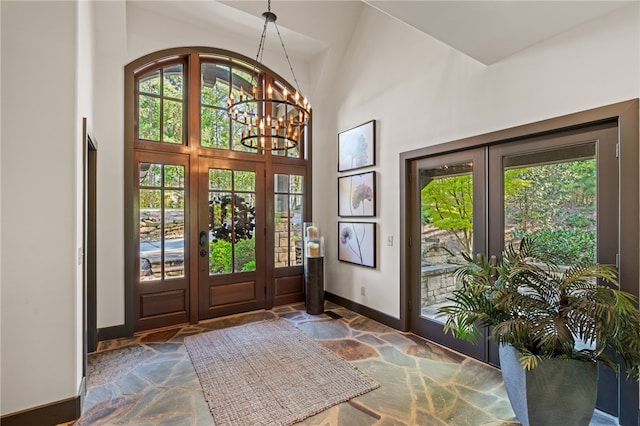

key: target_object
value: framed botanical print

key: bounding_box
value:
[338,120,375,172]
[338,171,375,217]
[338,222,376,268]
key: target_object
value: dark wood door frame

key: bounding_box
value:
[82,117,98,399]
[399,99,639,425]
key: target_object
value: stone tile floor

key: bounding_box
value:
[68,302,619,425]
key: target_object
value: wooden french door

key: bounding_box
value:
[134,151,190,331]
[198,157,266,320]
[487,124,619,415]
[409,122,621,416]
[409,147,487,360]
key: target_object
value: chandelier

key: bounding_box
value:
[227,0,311,151]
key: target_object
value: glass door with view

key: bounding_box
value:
[413,125,618,374]
[198,160,266,320]
[412,148,487,360]
[489,127,619,415]
[136,155,189,331]
[272,171,306,306]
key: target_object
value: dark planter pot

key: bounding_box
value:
[499,344,597,426]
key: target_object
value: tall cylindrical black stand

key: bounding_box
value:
[304,256,324,315]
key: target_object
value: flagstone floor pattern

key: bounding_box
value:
[71,302,619,425]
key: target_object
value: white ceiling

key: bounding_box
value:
[364,1,634,64]
[133,1,636,65]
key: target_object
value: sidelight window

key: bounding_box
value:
[274,174,304,267]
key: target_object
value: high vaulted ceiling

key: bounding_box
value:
[131,1,635,65]
[364,1,633,64]
[219,1,633,64]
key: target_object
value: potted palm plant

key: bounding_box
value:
[439,236,640,426]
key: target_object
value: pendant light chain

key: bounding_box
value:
[226,0,311,151]
[272,21,303,96]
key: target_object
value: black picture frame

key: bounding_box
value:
[338,171,376,217]
[338,221,376,268]
[338,120,376,172]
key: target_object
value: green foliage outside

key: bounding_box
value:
[421,174,473,255]
[504,160,595,234]
[421,159,597,263]
[138,65,184,144]
[139,163,185,209]
[201,69,231,149]
[209,238,255,274]
[513,228,595,264]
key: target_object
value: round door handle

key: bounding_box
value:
[200,249,207,257]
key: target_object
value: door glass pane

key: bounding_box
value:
[234,171,255,192]
[140,163,162,187]
[290,175,303,193]
[139,162,186,281]
[209,169,232,190]
[140,188,161,281]
[164,164,184,188]
[504,143,596,265]
[290,194,303,265]
[274,193,290,267]
[209,191,232,274]
[234,193,256,272]
[419,162,473,323]
[164,190,184,278]
[208,169,256,274]
[275,174,289,192]
[274,174,304,267]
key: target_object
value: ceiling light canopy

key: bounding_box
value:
[227,0,311,151]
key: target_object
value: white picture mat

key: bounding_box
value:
[338,222,376,268]
[338,172,375,217]
[338,120,375,172]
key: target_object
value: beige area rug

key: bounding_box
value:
[184,319,379,426]
[87,345,149,388]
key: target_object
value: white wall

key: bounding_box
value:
[0,1,80,415]
[92,0,127,329]
[76,0,95,392]
[316,3,640,319]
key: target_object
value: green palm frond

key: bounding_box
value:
[439,235,640,381]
